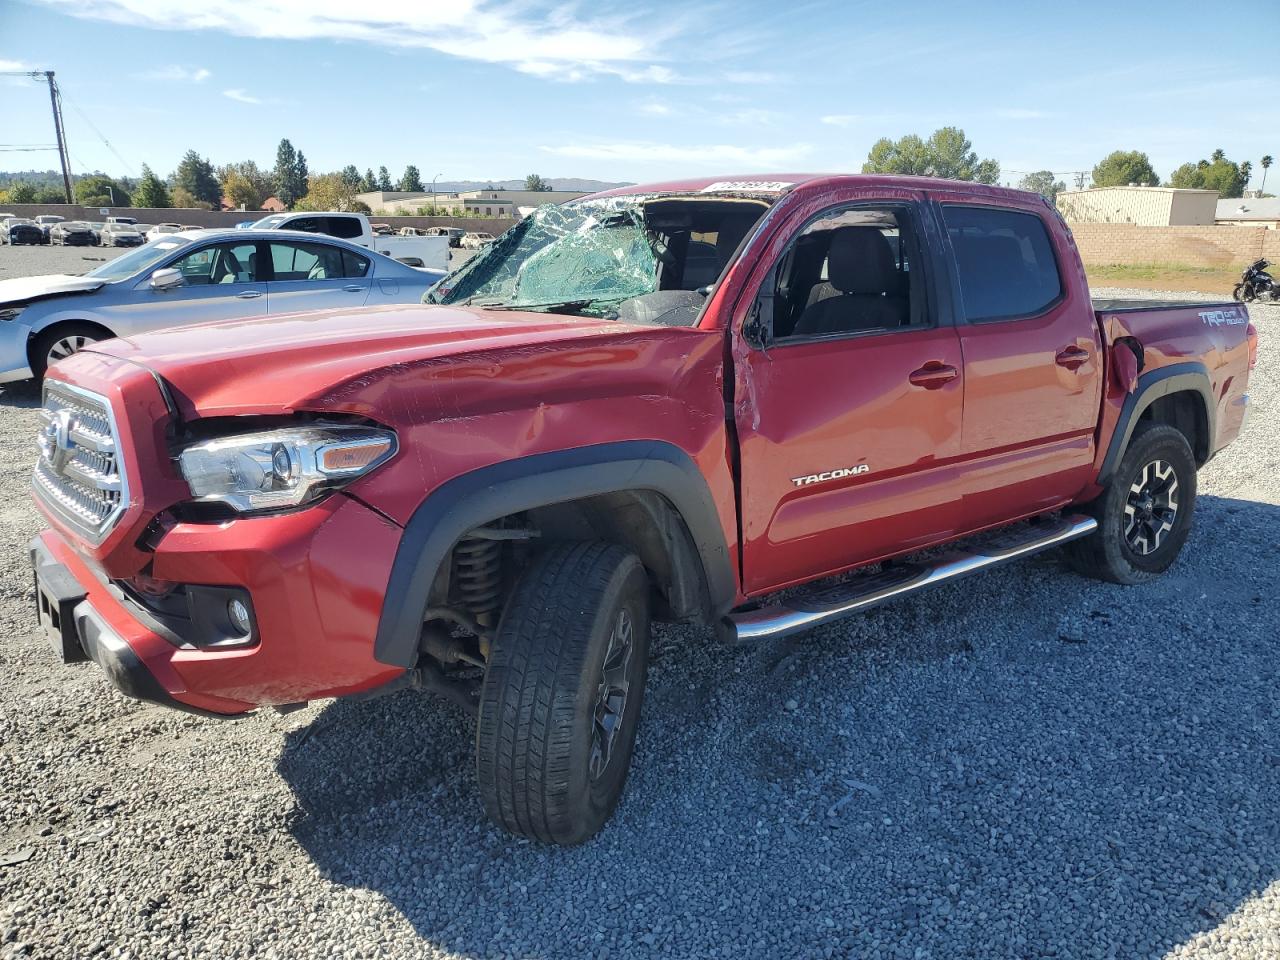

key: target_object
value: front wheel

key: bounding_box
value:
[32,324,105,379]
[1064,423,1197,585]
[477,541,650,845]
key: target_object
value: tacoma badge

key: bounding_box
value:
[790,465,869,488]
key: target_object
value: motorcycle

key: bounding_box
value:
[1234,259,1279,303]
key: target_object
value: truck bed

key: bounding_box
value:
[1091,298,1238,314]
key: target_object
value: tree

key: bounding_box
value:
[524,173,550,191]
[1261,155,1273,195]
[1166,149,1248,198]
[1090,150,1159,188]
[340,164,362,189]
[170,186,211,210]
[861,127,999,183]
[377,166,393,191]
[174,150,221,207]
[361,168,377,192]
[293,172,370,212]
[1017,170,1066,200]
[32,185,66,204]
[399,165,423,192]
[6,182,37,204]
[273,138,310,209]
[133,165,171,208]
[74,174,131,207]
[217,160,273,209]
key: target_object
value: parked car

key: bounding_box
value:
[26,174,1254,845]
[49,221,98,246]
[105,215,138,226]
[461,231,495,249]
[3,218,45,245]
[251,211,448,271]
[146,223,184,241]
[99,222,145,247]
[371,223,393,236]
[84,222,106,244]
[0,228,447,382]
[444,227,465,248]
[34,215,65,241]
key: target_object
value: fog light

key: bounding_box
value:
[227,598,252,636]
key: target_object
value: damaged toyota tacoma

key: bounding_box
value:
[30,175,1255,844]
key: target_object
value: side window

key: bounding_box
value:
[771,205,926,340]
[326,216,364,240]
[269,241,347,281]
[941,205,1062,322]
[285,217,321,234]
[342,249,371,278]
[171,243,260,285]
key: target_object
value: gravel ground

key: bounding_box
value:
[0,242,1278,959]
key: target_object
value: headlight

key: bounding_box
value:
[178,424,396,513]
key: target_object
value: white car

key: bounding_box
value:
[146,222,184,241]
[252,211,448,271]
[100,222,146,247]
[461,232,496,249]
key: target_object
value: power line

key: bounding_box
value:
[59,88,136,178]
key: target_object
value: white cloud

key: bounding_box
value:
[717,107,779,126]
[723,70,783,85]
[540,140,812,169]
[138,64,210,82]
[637,99,673,117]
[222,88,261,104]
[820,114,858,127]
[0,58,37,70]
[995,108,1047,120]
[30,0,692,83]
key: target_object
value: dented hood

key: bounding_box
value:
[0,273,106,305]
[83,302,633,417]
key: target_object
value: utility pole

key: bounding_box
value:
[43,72,74,204]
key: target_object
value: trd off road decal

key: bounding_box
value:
[790,465,870,488]
[1200,307,1246,327]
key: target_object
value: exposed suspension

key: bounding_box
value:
[452,535,503,629]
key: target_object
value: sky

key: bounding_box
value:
[0,0,1276,190]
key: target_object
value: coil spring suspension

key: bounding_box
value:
[453,536,503,629]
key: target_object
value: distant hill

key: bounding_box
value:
[428,178,632,193]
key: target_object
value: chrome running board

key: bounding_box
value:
[724,514,1098,644]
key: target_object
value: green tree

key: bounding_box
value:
[74,174,131,207]
[1261,155,1273,195]
[1017,170,1066,200]
[294,172,369,212]
[7,182,37,203]
[170,186,211,210]
[524,173,550,191]
[399,165,423,192]
[1168,162,1205,189]
[340,164,362,189]
[1090,150,1159,188]
[377,166,393,191]
[361,168,377,192]
[133,164,171,208]
[32,185,66,204]
[217,160,273,209]
[273,138,310,209]
[861,127,999,183]
[174,150,221,207]
[1166,149,1248,198]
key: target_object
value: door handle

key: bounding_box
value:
[1055,346,1090,369]
[341,284,364,292]
[908,362,958,389]
[236,290,263,299]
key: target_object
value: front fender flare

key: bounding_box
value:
[373,440,735,668]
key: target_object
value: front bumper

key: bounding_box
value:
[30,493,406,715]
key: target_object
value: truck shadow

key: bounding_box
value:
[277,493,1280,958]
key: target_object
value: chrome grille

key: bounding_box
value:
[33,381,128,541]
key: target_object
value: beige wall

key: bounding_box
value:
[1069,223,1280,268]
[1057,188,1218,226]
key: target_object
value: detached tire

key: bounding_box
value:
[1065,423,1197,585]
[477,541,650,844]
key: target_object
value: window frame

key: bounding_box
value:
[162,240,265,286]
[759,199,940,348]
[264,238,361,283]
[936,201,1065,326]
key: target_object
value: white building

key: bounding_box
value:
[1056,186,1219,226]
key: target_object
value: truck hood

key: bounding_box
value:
[0,273,105,306]
[83,303,638,417]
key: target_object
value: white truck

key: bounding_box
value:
[252,211,449,271]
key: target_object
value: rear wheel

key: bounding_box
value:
[1064,423,1197,584]
[32,323,106,379]
[477,541,650,845]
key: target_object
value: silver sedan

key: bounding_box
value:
[0,228,446,381]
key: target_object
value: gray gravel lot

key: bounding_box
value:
[1,241,1278,959]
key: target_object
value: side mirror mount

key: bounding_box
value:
[149,268,183,291]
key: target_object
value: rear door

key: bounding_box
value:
[932,196,1103,528]
[264,239,373,313]
[732,189,967,594]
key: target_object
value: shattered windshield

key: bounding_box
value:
[428,199,659,314]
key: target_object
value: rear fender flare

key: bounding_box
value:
[373,440,735,668]
[1097,361,1213,485]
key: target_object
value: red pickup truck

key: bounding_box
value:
[30,174,1255,844]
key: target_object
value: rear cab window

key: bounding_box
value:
[941,205,1062,322]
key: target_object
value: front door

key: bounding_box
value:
[121,240,267,331]
[733,194,966,595]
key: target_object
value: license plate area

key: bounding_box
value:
[34,562,88,664]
